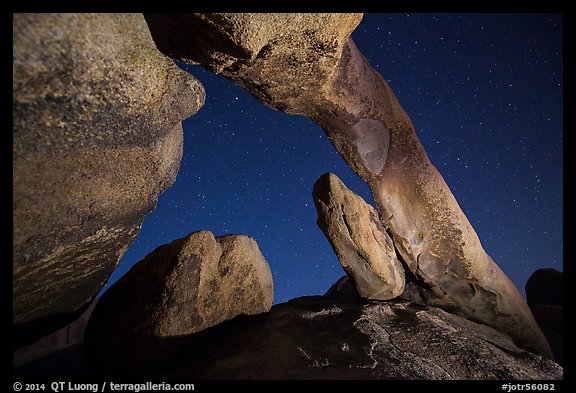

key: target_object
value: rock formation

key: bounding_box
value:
[13,300,98,368]
[153,297,562,379]
[313,173,405,300]
[526,268,563,306]
[13,13,205,346]
[14,14,557,380]
[84,230,274,368]
[15,297,562,380]
[525,268,563,365]
[143,13,551,358]
[324,275,361,300]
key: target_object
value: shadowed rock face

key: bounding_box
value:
[525,268,563,365]
[526,268,563,306]
[84,231,274,369]
[153,297,562,380]
[324,275,360,300]
[14,297,562,380]
[13,300,98,368]
[144,13,551,358]
[313,173,405,300]
[13,13,204,345]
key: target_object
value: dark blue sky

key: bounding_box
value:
[103,13,563,304]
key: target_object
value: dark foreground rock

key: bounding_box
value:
[84,231,273,368]
[526,268,563,306]
[156,297,561,380]
[15,297,562,380]
[525,268,563,365]
[13,300,97,367]
[324,275,361,300]
[13,13,205,346]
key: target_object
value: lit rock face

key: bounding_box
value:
[144,13,363,114]
[13,13,204,345]
[144,13,551,357]
[313,173,405,300]
[84,230,274,368]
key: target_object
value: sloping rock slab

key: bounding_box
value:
[155,297,562,380]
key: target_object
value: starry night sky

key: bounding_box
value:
[103,13,563,304]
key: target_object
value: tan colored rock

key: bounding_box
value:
[144,13,362,114]
[13,13,204,345]
[313,173,405,300]
[84,230,274,368]
[144,13,552,358]
[312,38,552,359]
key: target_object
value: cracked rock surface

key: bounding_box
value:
[150,297,561,380]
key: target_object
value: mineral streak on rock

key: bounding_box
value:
[144,13,552,358]
[84,230,273,368]
[313,173,405,300]
[13,13,205,344]
[351,119,390,174]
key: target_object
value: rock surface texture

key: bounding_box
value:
[15,297,563,380]
[13,13,205,345]
[154,297,562,380]
[84,230,274,368]
[144,12,551,357]
[313,173,405,300]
